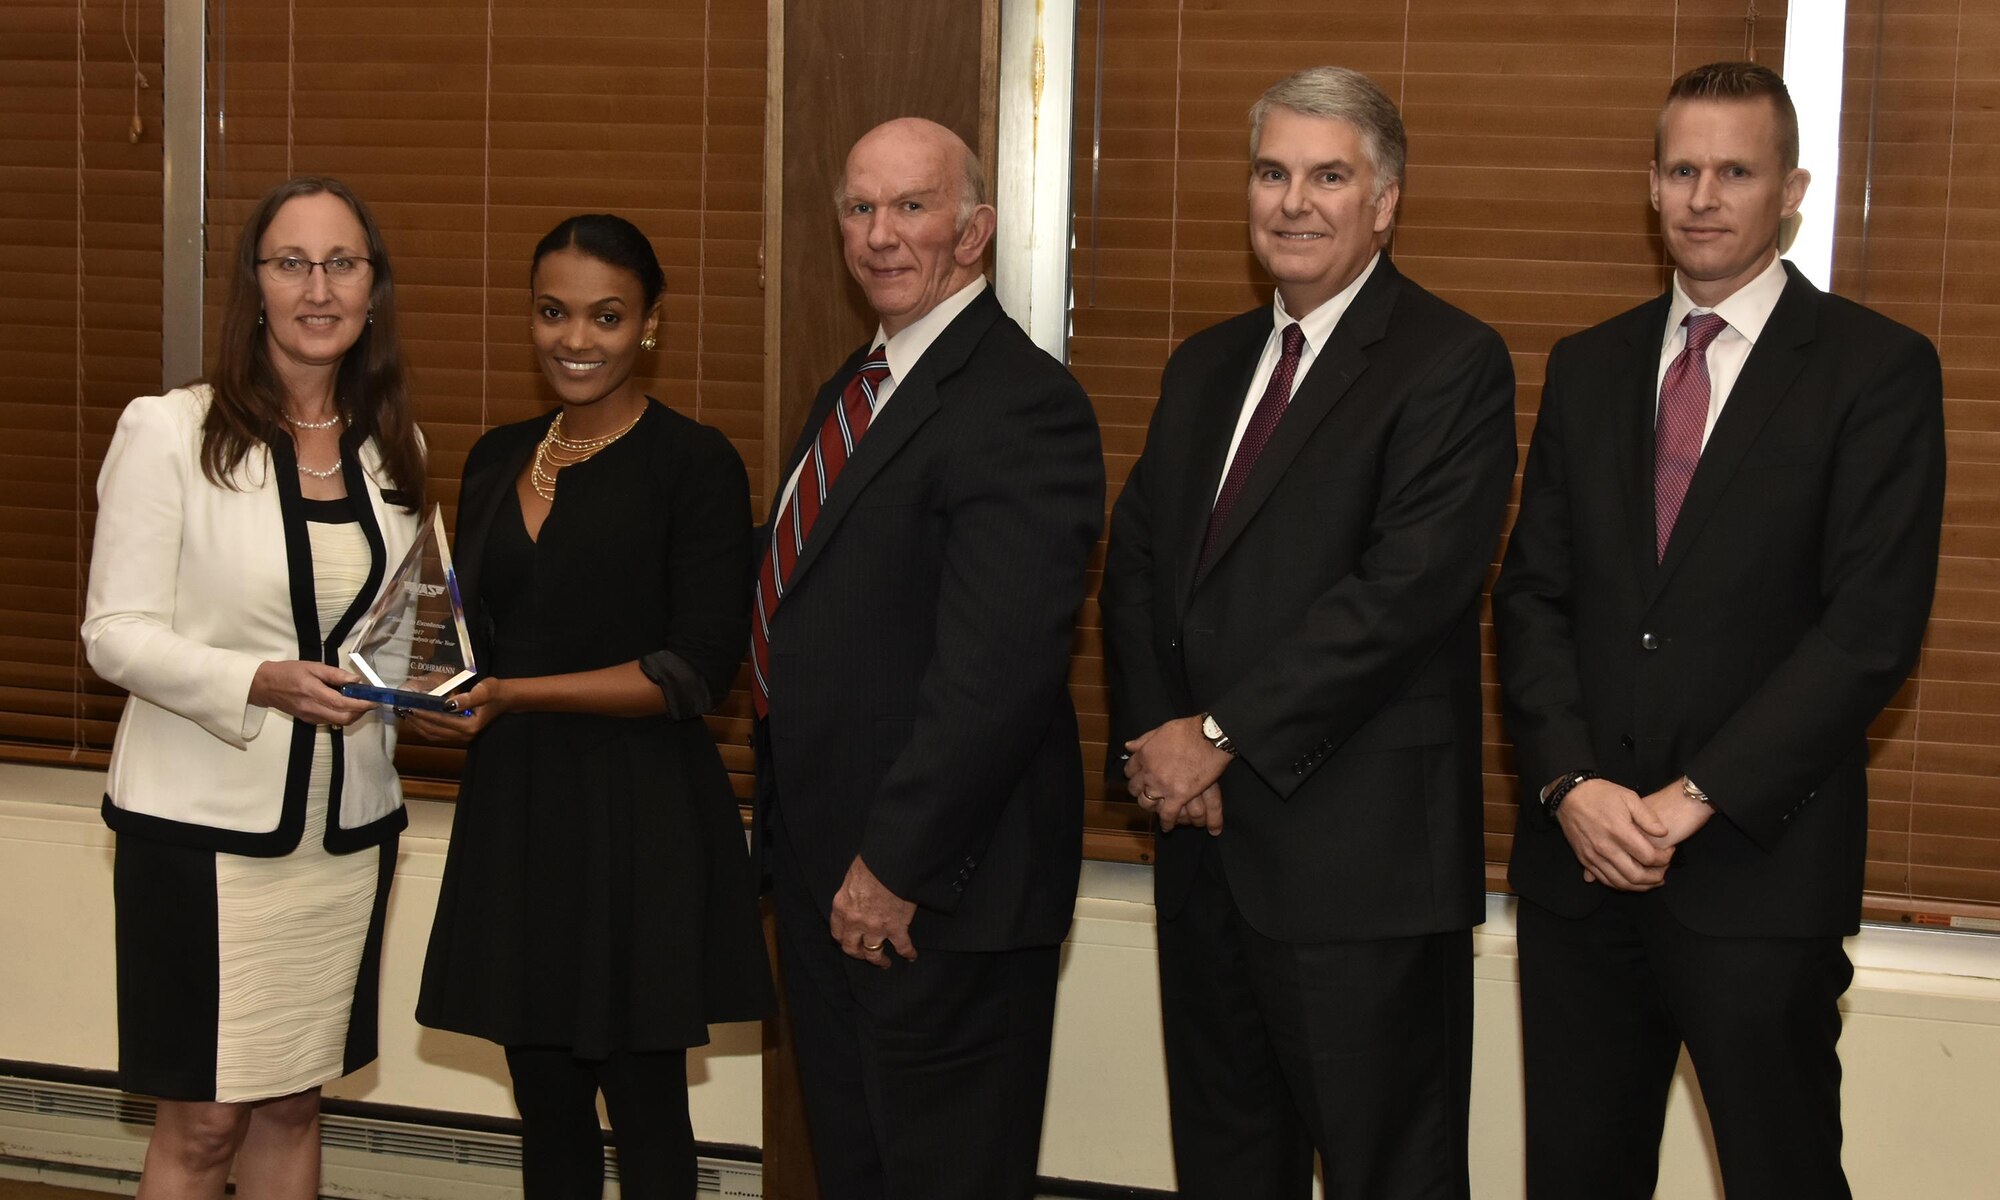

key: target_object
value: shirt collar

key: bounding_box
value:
[1274,252,1380,354]
[873,276,988,383]
[1665,252,1789,350]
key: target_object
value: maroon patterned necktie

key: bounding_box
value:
[1653,311,1728,562]
[750,349,892,717]
[1199,322,1306,570]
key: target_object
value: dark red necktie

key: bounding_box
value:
[751,349,891,717]
[1654,311,1728,561]
[1199,322,1306,570]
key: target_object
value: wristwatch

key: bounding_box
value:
[1682,777,1713,807]
[1199,712,1237,756]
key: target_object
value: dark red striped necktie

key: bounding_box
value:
[750,349,892,718]
[1654,311,1727,562]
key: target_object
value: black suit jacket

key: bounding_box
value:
[755,286,1105,953]
[1102,255,1517,943]
[1495,262,1946,938]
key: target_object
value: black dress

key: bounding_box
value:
[417,400,771,1057]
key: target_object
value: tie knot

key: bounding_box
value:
[858,349,892,384]
[1280,322,1305,359]
[1683,311,1727,354]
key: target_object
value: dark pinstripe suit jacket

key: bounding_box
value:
[754,286,1105,953]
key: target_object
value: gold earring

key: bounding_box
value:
[640,333,657,352]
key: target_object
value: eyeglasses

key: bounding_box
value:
[257,255,373,283]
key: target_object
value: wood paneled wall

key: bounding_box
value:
[769,0,997,476]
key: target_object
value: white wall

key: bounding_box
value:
[5,760,1999,1196]
[0,763,762,1145]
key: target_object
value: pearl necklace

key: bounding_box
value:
[289,408,346,478]
[531,408,645,501]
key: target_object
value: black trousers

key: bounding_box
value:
[770,825,1059,1200]
[1157,836,1473,1200]
[1517,893,1854,1200]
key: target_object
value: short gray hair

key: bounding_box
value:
[956,149,987,232]
[1249,67,1407,198]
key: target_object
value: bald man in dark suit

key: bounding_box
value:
[752,117,1103,1200]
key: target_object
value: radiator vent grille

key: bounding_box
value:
[319,1118,522,1172]
[0,1075,762,1197]
[0,1078,154,1126]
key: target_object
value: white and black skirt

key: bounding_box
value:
[112,511,395,1103]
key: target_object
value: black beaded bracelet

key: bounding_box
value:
[1542,769,1600,818]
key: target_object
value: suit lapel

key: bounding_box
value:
[1188,257,1400,592]
[1618,293,1673,595]
[779,288,1004,598]
[1650,265,1818,598]
[770,348,866,527]
[1172,317,1267,621]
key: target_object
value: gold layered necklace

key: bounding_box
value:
[531,407,644,501]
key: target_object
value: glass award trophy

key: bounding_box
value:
[341,504,477,712]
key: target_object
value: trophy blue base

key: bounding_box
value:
[340,683,461,712]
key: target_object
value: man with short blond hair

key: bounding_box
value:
[1496,61,1946,1198]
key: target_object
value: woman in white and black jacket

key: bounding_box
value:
[81,176,425,1200]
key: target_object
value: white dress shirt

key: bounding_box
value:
[1216,253,1381,499]
[1656,253,1789,448]
[777,276,989,515]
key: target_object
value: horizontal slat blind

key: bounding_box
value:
[1837,0,2000,924]
[202,0,766,793]
[0,1,164,762]
[1068,1,1798,871]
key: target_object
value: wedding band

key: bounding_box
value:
[863,940,884,952]
[1143,792,1163,803]
[393,706,412,718]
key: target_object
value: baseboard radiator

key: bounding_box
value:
[0,1074,763,1198]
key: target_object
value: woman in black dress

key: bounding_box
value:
[408,214,770,1200]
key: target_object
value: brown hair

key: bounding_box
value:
[1657,61,1800,170]
[200,176,424,507]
